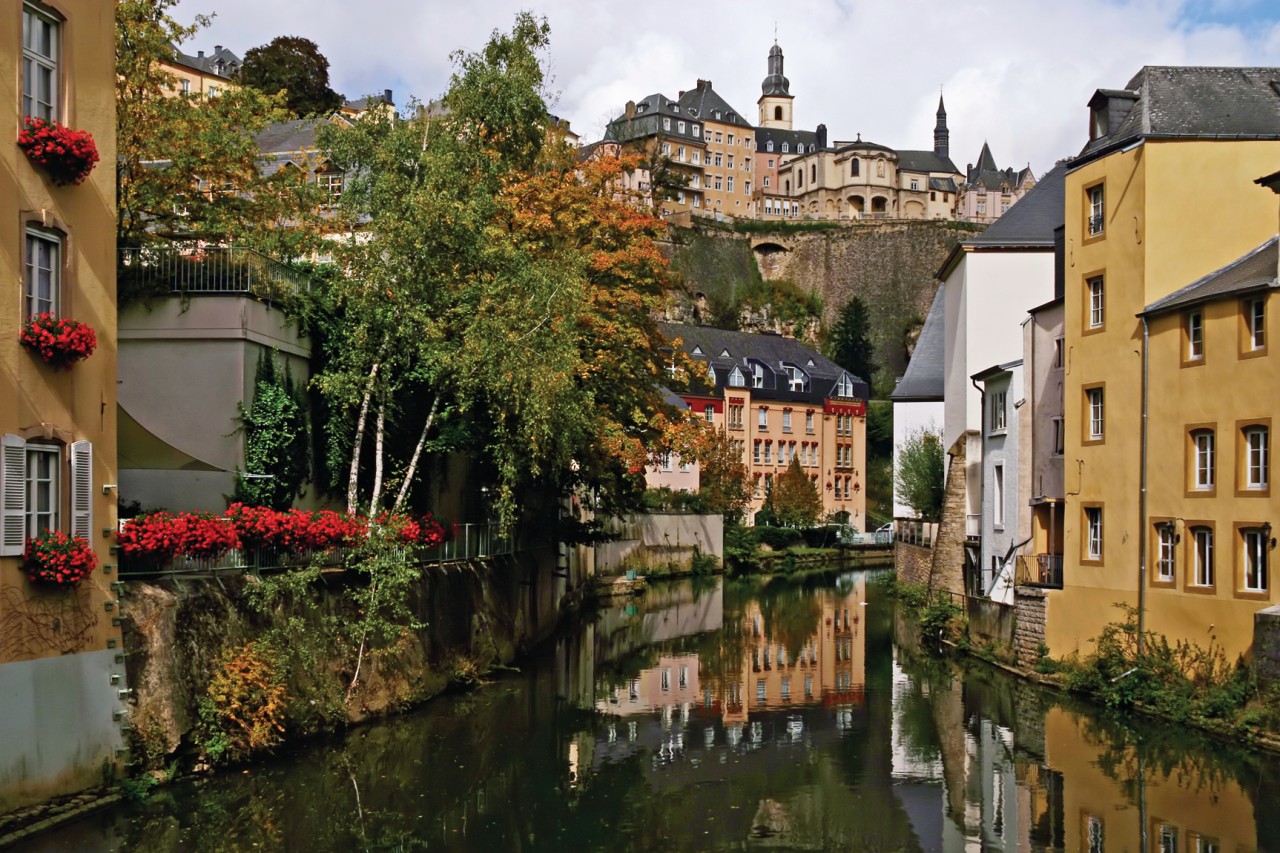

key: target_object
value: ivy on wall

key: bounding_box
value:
[233,351,310,509]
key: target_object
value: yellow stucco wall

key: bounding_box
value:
[1,0,119,663]
[1051,139,1280,658]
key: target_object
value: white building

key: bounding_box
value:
[891,290,945,520]
[973,361,1023,603]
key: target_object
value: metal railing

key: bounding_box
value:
[120,522,513,579]
[118,245,311,301]
[1015,554,1063,589]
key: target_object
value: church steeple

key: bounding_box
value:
[933,93,949,159]
[758,41,794,129]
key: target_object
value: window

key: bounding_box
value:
[1088,276,1105,328]
[1087,388,1105,440]
[692,152,701,165]
[1192,429,1215,491]
[757,680,766,701]
[852,159,860,177]
[1085,507,1103,561]
[1248,297,1266,351]
[727,177,734,193]
[835,374,856,398]
[692,124,700,137]
[767,140,774,153]
[752,363,765,389]
[1086,816,1104,853]
[910,179,919,191]
[677,121,685,133]
[744,180,751,195]
[1243,527,1269,592]
[763,176,771,188]
[660,452,672,472]
[1052,417,1065,455]
[24,227,60,317]
[989,391,1006,432]
[663,118,670,130]
[208,85,219,98]
[993,464,1005,527]
[729,404,743,430]
[1088,185,1104,236]
[1245,426,1269,489]
[676,146,685,161]
[661,142,670,156]
[782,143,789,153]
[1192,526,1214,586]
[704,404,714,422]
[22,3,59,121]
[753,441,761,464]
[728,366,745,387]
[727,133,734,145]
[2,435,93,555]
[782,411,791,433]
[181,79,191,95]
[1053,337,1064,368]
[24,444,59,538]
[805,412,814,434]
[714,177,722,191]
[1157,523,1176,582]
[1187,310,1204,360]
[811,164,816,183]
[315,171,344,206]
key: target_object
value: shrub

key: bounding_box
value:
[197,641,288,765]
[754,525,803,551]
[689,549,719,575]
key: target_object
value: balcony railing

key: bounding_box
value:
[120,522,513,579]
[119,245,311,302]
[1016,554,1063,589]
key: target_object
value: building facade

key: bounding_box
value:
[1018,296,1065,589]
[661,324,869,527]
[1,0,126,808]
[973,361,1022,603]
[1052,67,1280,660]
[955,142,1036,223]
[161,43,240,98]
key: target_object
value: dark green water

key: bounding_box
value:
[24,570,1280,851]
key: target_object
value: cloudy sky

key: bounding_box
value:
[175,0,1280,175]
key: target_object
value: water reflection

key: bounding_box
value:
[25,570,1280,852]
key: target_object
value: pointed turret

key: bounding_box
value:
[974,141,997,174]
[758,41,794,129]
[933,93,949,158]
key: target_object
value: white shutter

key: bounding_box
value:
[1,435,27,556]
[70,440,93,542]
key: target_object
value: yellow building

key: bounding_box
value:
[1052,67,1280,659]
[661,324,869,527]
[160,43,240,98]
[1,0,124,807]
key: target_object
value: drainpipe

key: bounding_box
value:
[971,376,986,597]
[1137,317,1150,656]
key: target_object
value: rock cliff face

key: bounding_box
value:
[665,221,983,382]
[121,554,566,766]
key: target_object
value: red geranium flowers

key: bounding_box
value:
[17,117,100,186]
[20,314,97,369]
[23,530,97,587]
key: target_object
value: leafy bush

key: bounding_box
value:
[196,641,288,765]
[723,524,762,575]
[754,525,803,551]
[689,549,719,575]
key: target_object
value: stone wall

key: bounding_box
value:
[1014,587,1048,670]
[1254,606,1280,689]
[895,542,932,587]
[665,221,982,382]
[929,438,969,594]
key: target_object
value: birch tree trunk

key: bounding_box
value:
[392,392,441,513]
[345,350,385,514]
[369,397,386,514]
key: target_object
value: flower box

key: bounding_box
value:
[17,117,99,186]
[23,530,97,587]
[20,313,97,369]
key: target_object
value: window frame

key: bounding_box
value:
[1086,183,1104,238]
[1240,295,1268,358]
[1084,384,1105,444]
[1236,523,1270,598]
[1086,275,1105,330]
[1188,427,1216,495]
[21,2,61,123]
[1184,309,1204,364]
[989,390,1007,434]
[1151,518,1177,587]
[24,442,60,539]
[993,463,1005,528]
[1083,504,1104,564]
[1187,523,1215,591]
[1239,421,1271,495]
[23,225,62,318]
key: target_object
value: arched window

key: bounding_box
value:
[766,140,774,152]
[781,143,789,153]
[851,159,860,177]
[774,106,783,120]
[797,144,804,154]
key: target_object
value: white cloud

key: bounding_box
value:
[175,0,1280,175]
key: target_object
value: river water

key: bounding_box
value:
[25,568,1280,851]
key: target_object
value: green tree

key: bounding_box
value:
[238,36,343,118]
[690,429,751,523]
[895,426,945,521]
[827,296,874,386]
[314,14,674,526]
[768,457,823,529]
[115,0,322,261]
[234,351,309,509]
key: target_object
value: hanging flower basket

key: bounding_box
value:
[23,530,97,587]
[20,313,97,369]
[17,117,100,186]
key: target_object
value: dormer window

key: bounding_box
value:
[728,366,745,387]
[672,105,680,113]
[767,140,774,153]
[752,363,765,389]
[720,349,730,358]
[834,374,856,398]
[1091,106,1108,140]
[692,125,701,137]
[707,365,716,384]
[714,110,722,120]
[691,345,703,356]
[782,364,810,392]
[781,143,789,153]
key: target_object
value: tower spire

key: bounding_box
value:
[933,88,949,159]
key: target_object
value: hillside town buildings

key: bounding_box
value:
[600,43,1032,224]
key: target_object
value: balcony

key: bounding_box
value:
[119,245,310,303]
[1016,554,1063,589]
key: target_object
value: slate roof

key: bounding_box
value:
[966,161,1067,248]
[898,149,960,174]
[659,323,869,405]
[606,92,710,145]
[971,359,1022,383]
[928,177,958,193]
[676,81,752,128]
[755,127,818,152]
[1078,66,1280,162]
[891,289,945,402]
[1141,236,1278,316]
[255,118,324,155]
[344,91,395,112]
[171,44,241,79]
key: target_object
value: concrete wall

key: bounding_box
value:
[118,296,312,513]
[0,650,125,812]
[968,596,1015,647]
[596,513,724,574]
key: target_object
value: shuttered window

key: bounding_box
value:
[0,436,93,554]
[70,440,92,541]
[1,436,26,556]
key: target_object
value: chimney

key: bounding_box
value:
[214,45,222,54]
[625,100,636,120]
[197,50,204,58]
[678,90,685,99]
[816,123,827,150]
[384,88,393,105]
[697,79,710,91]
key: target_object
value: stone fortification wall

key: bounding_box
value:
[1014,587,1048,669]
[895,542,932,587]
